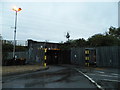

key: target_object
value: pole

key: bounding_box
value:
[13,11,17,58]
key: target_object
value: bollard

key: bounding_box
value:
[44,55,47,67]
[44,63,46,67]
[44,48,47,67]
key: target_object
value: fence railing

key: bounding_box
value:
[2,40,28,46]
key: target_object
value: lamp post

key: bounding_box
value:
[12,6,22,59]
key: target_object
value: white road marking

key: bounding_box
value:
[95,71,105,74]
[74,68,104,90]
[99,74,118,78]
[88,73,118,78]
[87,73,96,76]
[102,79,120,82]
[111,73,119,76]
[95,71,119,76]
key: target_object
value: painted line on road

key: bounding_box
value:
[88,73,118,78]
[99,74,118,78]
[102,79,120,82]
[95,71,105,74]
[74,68,104,90]
[111,73,119,76]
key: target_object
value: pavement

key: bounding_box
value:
[2,65,49,76]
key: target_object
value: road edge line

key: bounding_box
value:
[74,68,104,90]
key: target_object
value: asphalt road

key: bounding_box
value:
[2,65,98,89]
[76,67,120,90]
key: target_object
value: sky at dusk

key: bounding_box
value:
[1,0,118,43]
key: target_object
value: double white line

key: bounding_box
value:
[74,68,104,90]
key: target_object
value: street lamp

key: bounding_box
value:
[12,6,22,59]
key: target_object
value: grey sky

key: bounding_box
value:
[1,1,118,43]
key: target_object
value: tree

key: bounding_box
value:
[2,40,28,62]
[2,41,27,52]
[108,26,120,39]
[75,38,87,47]
[16,46,27,52]
[66,32,70,41]
[62,38,87,48]
[87,34,104,46]
[87,34,119,47]
[2,43,13,52]
[61,26,120,48]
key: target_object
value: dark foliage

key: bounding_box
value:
[61,26,120,49]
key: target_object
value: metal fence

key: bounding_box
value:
[96,46,120,68]
[71,48,85,66]
[6,51,28,60]
[2,51,28,65]
[71,46,120,68]
[3,46,120,67]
